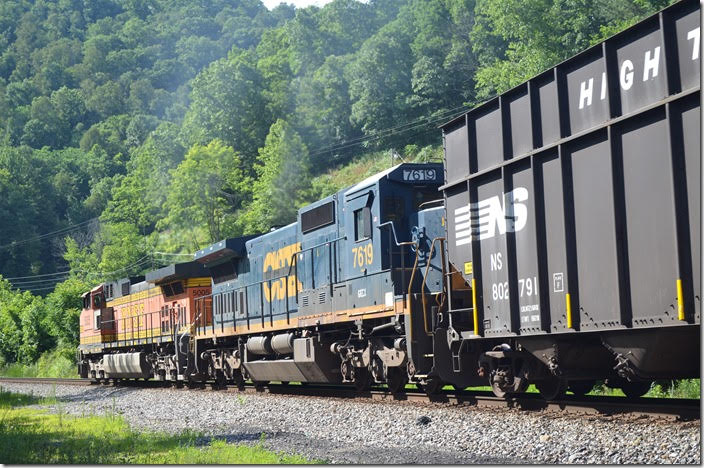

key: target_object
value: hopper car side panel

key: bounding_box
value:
[442,0,700,339]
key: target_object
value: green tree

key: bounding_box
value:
[181,49,268,165]
[45,277,91,348]
[241,119,310,233]
[347,15,415,141]
[160,139,251,249]
[96,222,151,280]
[294,54,359,164]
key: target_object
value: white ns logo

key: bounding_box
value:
[454,187,528,246]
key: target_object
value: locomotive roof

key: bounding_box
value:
[145,261,210,284]
[193,235,258,265]
[343,162,443,197]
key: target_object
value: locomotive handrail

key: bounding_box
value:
[376,221,412,247]
[418,198,444,210]
[290,236,344,287]
[420,237,447,336]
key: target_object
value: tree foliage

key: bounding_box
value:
[241,119,310,234]
[160,140,251,248]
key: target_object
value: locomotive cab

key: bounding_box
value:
[79,285,114,345]
[78,284,115,378]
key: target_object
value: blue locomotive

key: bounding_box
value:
[191,163,449,392]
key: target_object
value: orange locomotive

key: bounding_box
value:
[78,261,211,382]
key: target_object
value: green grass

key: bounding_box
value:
[0,347,77,379]
[0,387,320,464]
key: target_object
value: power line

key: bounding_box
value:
[6,255,155,293]
[2,269,72,280]
[15,285,68,293]
[1,250,175,285]
[0,218,98,251]
[308,104,471,158]
[153,251,194,257]
[9,275,71,286]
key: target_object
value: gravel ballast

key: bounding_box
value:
[1,382,700,464]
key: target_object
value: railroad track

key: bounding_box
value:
[0,377,699,421]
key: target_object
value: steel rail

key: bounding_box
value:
[0,377,698,421]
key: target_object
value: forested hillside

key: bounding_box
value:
[0,0,675,366]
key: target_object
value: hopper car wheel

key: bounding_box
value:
[568,380,596,397]
[353,367,371,392]
[621,381,651,399]
[386,367,408,393]
[536,377,567,401]
[253,381,269,390]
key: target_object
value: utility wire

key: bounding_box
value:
[7,255,155,292]
[308,104,471,158]
[153,251,193,257]
[0,218,98,251]
[2,269,72,280]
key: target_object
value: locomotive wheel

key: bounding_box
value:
[568,380,596,397]
[386,367,408,393]
[621,381,651,399]
[353,367,371,392]
[490,379,509,398]
[214,371,227,389]
[423,377,443,396]
[536,377,567,401]
[232,370,245,391]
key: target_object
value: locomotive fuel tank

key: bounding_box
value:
[103,352,151,379]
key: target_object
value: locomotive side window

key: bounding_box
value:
[413,189,442,210]
[354,207,372,242]
[210,261,237,284]
[171,281,184,296]
[92,294,102,308]
[383,196,405,222]
[93,310,101,330]
[161,281,184,298]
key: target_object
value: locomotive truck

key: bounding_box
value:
[78,0,700,400]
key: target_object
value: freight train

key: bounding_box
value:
[78,0,700,400]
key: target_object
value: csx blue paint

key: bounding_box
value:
[194,163,445,331]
